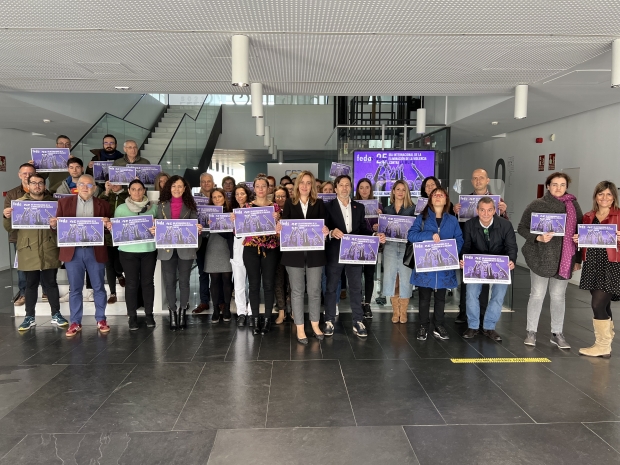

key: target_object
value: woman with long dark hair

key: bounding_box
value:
[273,185,291,324]
[231,183,253,326]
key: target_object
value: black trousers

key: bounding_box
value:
[25,269,59,317]
[120,250,157,316]
[243,247,279,318]
[210,273,233,307]
[362,264,375,304]
[418,287,447,327]
[326,262,363,323]
[105,246,123,295]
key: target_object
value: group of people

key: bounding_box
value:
[4,135,619,357]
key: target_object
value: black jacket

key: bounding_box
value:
[280,198,327,268]
[324,198,371,264]
[85,148,125,177]
[461,215,518,262]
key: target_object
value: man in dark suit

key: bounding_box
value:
[324,175,386,338]
[50,174,111,337]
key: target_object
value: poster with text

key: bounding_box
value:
[280,219,324,251]
[208,213,234,233]
[196,202,222,228]
[318,193,337,202]
[111,215,154,246]
[330,162,351,178]
[233,206,276,237]
[530,213,567,236]
[31,148,70,172]
[245,182,254,192]
[136,165,162,186]
[578,224,618,248]
[413,239,460,272]
[193,193,211,204]
[377,214,416,242]
[11,200,57,229]
[93,161,113,183]
[338,234,380,265]
[53,193,75,199]
[463,254,512,284]
[357,199,380,218]
[458,195,501,222]
[155,219,199,248]
[57,217,105,247]
[414,197,428,216]
[108,166,137,185]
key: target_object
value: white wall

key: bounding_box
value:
[450,102,620,283]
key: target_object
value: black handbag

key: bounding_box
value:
[402,218,424,269]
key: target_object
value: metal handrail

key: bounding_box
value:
[122,93,147,119]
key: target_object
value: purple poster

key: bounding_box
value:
[53,193,75,199]
[57,217,105,247]
[225,191,233,201]
[111,215,155,246]
[280,219,325,251]
[155,219,199,248]
[330,162,351,178]
[414,197,428,216]
[136,165,162,186]
[109,166,136,185]
[413,239,460,272]
[357,199,380,218]
[233,206,276,237]
[458,195,501,222]
[353,150,435,197]
[193,193,211,205]
[11,200,57,229]
[209,213,234,233]
[463,254,511,284]
[31,148,70,172]
[338,234,380,265]
[196,202,222,228]
[530,213,567,236]
[377,214,416,242]
[245,182,255,192]
[318,193,337,202]
[365,216,378,233]
[93,161,113,182]
[578,224,618,248]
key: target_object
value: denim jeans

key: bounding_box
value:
[65,247,107,324]
[526,271,569,333]
[382,242,413,298]
[466,283,508,330]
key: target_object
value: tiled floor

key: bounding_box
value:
[1,267,620,464]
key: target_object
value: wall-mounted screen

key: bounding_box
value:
[353,150,435,197]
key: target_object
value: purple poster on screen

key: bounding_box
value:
[209,213,234,233]
[414,197,428,216]
[109,166,136,185]
[111,215,154,246]
[93,161,113,182]
[578,224,618,248]
[413,239,460,272]
[330,162,351,178]
[463,254,511,284]
[530,213,567,236]
[136,165,162,186]
[11,200,57,229]
[318,193,337,202]
[338,234,380,265]
[353,150,435,197]
[245,182,255,192]
[458,195,501,222]
[233,206,276,237]
[280,219,324,251]
[357,199,380,218]
[31,148,70,172]
[196,203,222,228]
[378,214,416,242]
[57,217,105,247]
[53,193,75,199]
[155,219,199,248]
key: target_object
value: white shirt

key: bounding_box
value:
[337,197,352,233]
[479,217,494,229]
[300,199,309,218]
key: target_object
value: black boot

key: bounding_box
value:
[211,305,221,324]
[261,317,271,335]
[248,316,255,328]
[178,304,188,330]
[169,307,178,331]
[222,303,232,322]
[252,317,261,335]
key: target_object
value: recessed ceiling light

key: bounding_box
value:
[491,121,499,125]
[43,119,51,123]
[114,86,131,91]
[31,132,45,136]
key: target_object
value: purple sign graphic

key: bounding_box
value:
[193,193,211,204]
[209,213,234,233]
[357,199,380,218]
[245,182,255,192]
[111,215,154,246]
[413,239,460,272]
[93,161,113,182]
[53,193,75,199]
[458,195,501,222]
[233,206,276,237]
[530,213,567,236]
[330,162,351,178]
[57,217,105,247]
[136,165,162,186]
[318,193,337,202]
[353,150,435,197]
[463,254,511,284]
[578,224,618,248]
[378,214,416,243]
[11,200,57,229]
[109,166,136,185]
[155,219,199,248]
[338,234,380,265]
[365,216,378,233]
[195,198,222,227]
[414,197,428,216]
[31,148,70,172]
[280,219,325,251]
[225,191,233,201]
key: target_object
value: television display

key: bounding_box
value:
[353,150,435,197]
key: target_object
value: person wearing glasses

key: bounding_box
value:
[112,140,151,166]
[85,134,125,179]
[50,175,111,337]
[273,185,292,324]
[57,158,101,197]
[460,197,517,341]
[3,173,68,331]
[38,135,78,194]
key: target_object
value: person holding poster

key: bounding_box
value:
[57,158,101,196]
[3,173,68,331]
[192,172,215,315]
[408,187,463,341]
[518,172,583,349]
[112,140,151,167]
[460,197,517,341]
[230,183,253,327]
[50,174,111,337]
[154,175,201,331]
[278,171,329,344]
[85,134,125,179]
[273,186,291,324]
[573,181,620,358]
[324,175,386,338]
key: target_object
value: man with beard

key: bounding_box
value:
[86,134,124,180]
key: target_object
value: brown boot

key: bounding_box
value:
[399,298,410,324]
[275,310,285,325]
[579,319,613,358]
[390,297,400,324]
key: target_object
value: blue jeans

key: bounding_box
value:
[466,283,507,330]
[321,267,341,304]
[65,247,107,324]
[382,242,413,298]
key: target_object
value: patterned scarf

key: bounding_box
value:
[557,193,577,279]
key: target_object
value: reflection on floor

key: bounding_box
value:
[0,267,619,464]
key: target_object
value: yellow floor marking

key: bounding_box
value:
[451,358,551,364]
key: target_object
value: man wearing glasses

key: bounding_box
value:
[460,197,517,341]
[50,175,111,337]
[57,158,101,196]
[85,134,124,177]
[112,140,151,166]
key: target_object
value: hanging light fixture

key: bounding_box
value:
[416,108,426,134]
[272,145,278,160]
[231,35,249,87]
[264,126,271,146]
[256,117,265,136]
[612,39,620,88]
[278,150,283,164]
[251,83,263,117]
[514,84,528,119]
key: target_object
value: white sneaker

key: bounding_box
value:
[336,304,339,316]
[83,289,94,302]
[59,292,71,303]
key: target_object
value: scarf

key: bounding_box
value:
[99,149,124,162]
[557,193,577,279]
[125,195,150,213]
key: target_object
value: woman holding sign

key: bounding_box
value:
[517,172,583,349]
[231,183,253,327]
[572,181,620,358]
[408,187,463,340]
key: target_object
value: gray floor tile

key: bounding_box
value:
[583,422,620,453]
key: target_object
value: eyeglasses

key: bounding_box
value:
[56,142,71,148]
[275,195,287,200]
[77,182,94,188]
[432,193,446,198]
[28,181,45,186]
[103,142,116,146]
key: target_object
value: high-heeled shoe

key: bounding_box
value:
[261,318,271,335]
[178,304,188,330]
[297,336,309,345]
[168,307,178,331]
[252,318,261,335]
[275,310,285,325]
[312,331,325,341]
